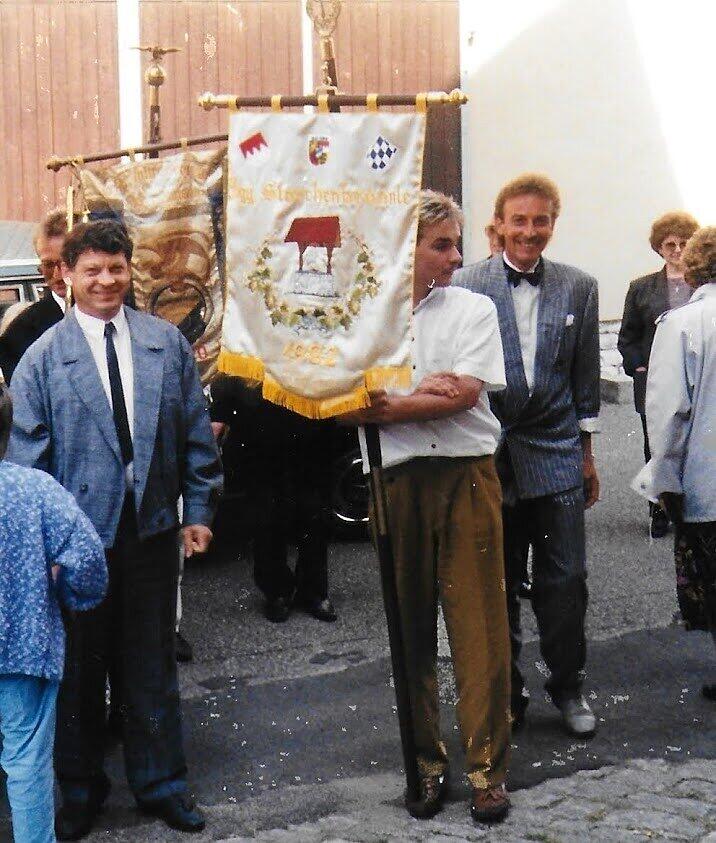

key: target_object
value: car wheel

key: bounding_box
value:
[330,447,369,539]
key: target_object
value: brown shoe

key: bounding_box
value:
[405,771,448,819]
[470,783,510,824]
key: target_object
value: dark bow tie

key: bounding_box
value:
[504,260,542,288]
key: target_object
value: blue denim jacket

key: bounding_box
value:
[0,461,107,681]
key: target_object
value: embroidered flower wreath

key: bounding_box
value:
[244,233,380,332]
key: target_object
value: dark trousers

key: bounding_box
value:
[238,409,331,602]
[502,486,588,704]
[674,521,716,631]
[55,497,187,804]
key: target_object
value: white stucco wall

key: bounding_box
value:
[459,0,715,319]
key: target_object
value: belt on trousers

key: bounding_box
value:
[382,454,491,480]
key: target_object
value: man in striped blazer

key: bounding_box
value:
[453,174,601,737]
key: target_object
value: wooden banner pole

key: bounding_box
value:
[198,90,467,111]
[46,90,466,172]
[364,422,421,801]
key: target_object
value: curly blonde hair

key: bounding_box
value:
[494,173,561,221]
[648,211,699,254]
[681,227,716,288]
[417,190,463,242]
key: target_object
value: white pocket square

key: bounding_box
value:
[565,314,575,326]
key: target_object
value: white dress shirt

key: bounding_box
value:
[504,253,599,434]
[51,291,66,314]
[358,287,506,471]
[505,253,540,394]
[75,305,134,486]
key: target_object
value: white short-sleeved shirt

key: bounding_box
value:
[359,286,506,472]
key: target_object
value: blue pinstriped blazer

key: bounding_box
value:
[453,254,600,499]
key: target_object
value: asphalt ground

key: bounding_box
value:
[1,402,714,841]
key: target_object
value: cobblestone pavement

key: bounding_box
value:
[223,759,716,842]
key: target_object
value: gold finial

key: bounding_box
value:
[135,45,180,62]
[134,45,179,91]
[305,0,341,39]
[198,92,216,112]
[448,88,469,106]
[305,0,343,90]
[134,45,180,145]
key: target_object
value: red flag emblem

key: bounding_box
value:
[239,132,268,159]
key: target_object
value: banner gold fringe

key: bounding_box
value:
[263,375,370,419]
[216,350,412,420]
[365,366,412,392]
[217,350,265,381]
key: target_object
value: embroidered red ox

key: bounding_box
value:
[238,132,268,161]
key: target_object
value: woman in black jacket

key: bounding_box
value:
[618,211,698,538]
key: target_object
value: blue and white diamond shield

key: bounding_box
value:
[366,135,399,172]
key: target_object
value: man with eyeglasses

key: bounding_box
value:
[0,209,67,385]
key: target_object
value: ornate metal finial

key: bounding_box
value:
[134,45,180,146]
[306,0,341,38]
[448,88,469,106]
[305,0,343,90]
[136,45,180,62]
[198,92,215,112]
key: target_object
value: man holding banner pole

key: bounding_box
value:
[342,190,512,824]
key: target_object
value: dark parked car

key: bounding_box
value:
[0,221,44,317]
[0,263,45,321]
[209,382,369,548]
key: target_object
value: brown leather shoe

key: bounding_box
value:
[405,771,448,819]
[470,783,510,824]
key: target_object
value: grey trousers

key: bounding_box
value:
[502,485,588,704]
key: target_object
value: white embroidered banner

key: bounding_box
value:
[221,111,425,418]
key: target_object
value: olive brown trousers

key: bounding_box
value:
[376,455,511,789]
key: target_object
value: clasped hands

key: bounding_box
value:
[351,371,462,424]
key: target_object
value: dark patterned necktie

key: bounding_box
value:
[104,322,133,466]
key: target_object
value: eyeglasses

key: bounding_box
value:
[661,239,688,253]
[38,260,61,276]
